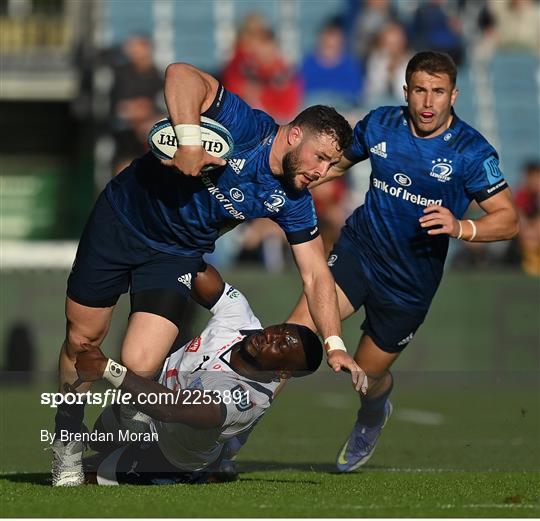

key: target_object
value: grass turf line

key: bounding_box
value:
[1,470,538,517]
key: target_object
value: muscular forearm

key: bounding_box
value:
[117,368,222,429]
[459,208,519,242]
[289,241,363,387]
[75,346,222,428]
[303,268,341,340]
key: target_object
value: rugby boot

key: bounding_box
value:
[51,437,86,486]
[336,400,393,472]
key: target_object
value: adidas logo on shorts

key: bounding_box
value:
[177,273,192,289]
[397,332,414,346]
[228,158,245,175]
[370,141,387,158]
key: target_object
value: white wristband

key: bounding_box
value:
[173,124,202,146]
[103,358,127,388]
[467,219,477,241]
[456,220,463,240]
[324,335,347,353]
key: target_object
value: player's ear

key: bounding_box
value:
[287,125,303,146]
[450,87,459,106]
[403,84,408,102]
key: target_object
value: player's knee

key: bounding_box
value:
[64,325,107,359]
[120,350,160,378]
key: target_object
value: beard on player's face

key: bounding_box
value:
[282,147,306,193]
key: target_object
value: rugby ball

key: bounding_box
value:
[148,116,234,168]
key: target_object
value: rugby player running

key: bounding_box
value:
[288,51,519,472]
[52,62,363,486]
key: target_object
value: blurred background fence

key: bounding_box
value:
[1,0,539,376]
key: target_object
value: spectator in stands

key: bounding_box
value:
[515,160,540,275]
[220,13,269,108]
[516,161,540,218]
[112,97,160,174]
[365,22,411,104]
[111,35,163,119]
[488,0,540,54]
[470,3,498,64]
[110,35,164,173]
[409,0,465,65]
[221,14,301,122]
[300,19,364,110]
[350,0,398,63]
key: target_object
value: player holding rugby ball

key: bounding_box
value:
[52,62,361,486]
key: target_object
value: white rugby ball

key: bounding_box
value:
[148,116,234,169]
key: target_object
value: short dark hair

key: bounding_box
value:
[289,323,323,376]
[289,105,353,152]
[524,160,540,174]
[405,51,457,88]
[320,16,344,34]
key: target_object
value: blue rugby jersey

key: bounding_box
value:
[342,106,508,309]
[105,85,318,256]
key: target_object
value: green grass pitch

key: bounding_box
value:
[1,270,539,516]
[1,378,539,517]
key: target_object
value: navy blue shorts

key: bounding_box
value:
[328,242,428,353]
[67,191,205,309]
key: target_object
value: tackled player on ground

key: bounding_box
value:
[65,266,323,485]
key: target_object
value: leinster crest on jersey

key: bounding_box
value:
[264,190,286,213]
[429,158,453,183]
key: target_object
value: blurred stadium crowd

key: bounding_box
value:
[1,0,539,276]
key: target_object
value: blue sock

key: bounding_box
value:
[356,375,393,427]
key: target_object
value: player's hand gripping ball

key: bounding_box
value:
[148,116,234,171]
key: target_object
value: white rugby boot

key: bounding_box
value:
[51,437,85,486]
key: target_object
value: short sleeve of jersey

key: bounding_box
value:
[203,85,275,153]
[463,140,508,202]
[272,192,319,245]
[205,283,262,334]
[197,372,266,437]
[344,110,374,163]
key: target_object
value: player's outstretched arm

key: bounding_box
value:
[73,344,223,429]
[290,237,366,392]
[162,62,226,175]
[419,188,519,241]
